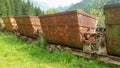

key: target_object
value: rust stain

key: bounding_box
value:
[104,3,120,57]
[2,16,17,32]
[0,23,2,30]
[14,16,42,38]
[39,10,98,49]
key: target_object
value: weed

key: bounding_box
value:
[0,32,120,68]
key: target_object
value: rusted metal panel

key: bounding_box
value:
[104,3,120,57]
[0,23,2,30]
[104,3,120,24]
[14,16,42,38]
[2,16,17,32]
[78,14,98,33]
[0,18,5,30]
[14,17,27,35]
[0,18,2,29]
[39,10,98,49]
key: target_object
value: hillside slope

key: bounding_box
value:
[68,0,106,12]
[67,0,120,25]
[68,0,120,13]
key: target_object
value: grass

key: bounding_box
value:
[0,31,120,68]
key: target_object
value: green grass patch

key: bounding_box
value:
[0,31,119,68]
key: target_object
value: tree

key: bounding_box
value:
[0,0,7,17]
[22,0,35,16]
[34,7,44,16]
[90,8,105,25]
[10,0,15,16]
[5,0,12,16]
[107,0,120,4]
[13,0,22,16]
[46,8,58,14]
[0,0,43,17]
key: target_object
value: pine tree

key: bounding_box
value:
[10,0,15,16]
[0,0,43,17]
[22,1,27,15]
[5,0,12,16]
[0,0,7,17]
[34,7,43,16]
[13,0,22,16]
[23,0,34,15]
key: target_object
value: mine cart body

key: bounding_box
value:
[104,3,120,57]
[39,10,98,49]
[2,16,17,32]
[15,16,42,38]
